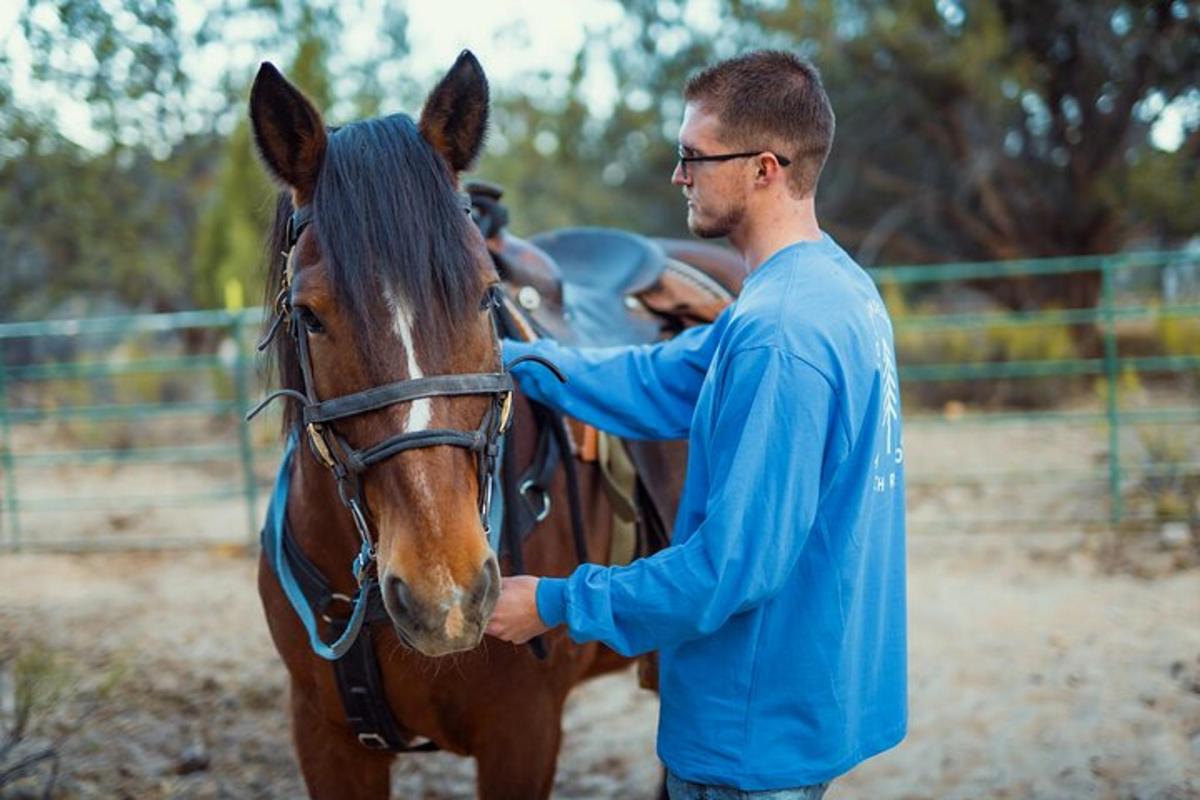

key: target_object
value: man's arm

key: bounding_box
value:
[502,310,726,440]
[490,345,846,656]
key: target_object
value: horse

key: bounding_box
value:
[248,51,664,799]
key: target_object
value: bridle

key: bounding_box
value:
[248,200,560,658]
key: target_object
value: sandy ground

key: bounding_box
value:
[1,407,1198,798]
[0,533,1197,800]
[8,393,1196,550]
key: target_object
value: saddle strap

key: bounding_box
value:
[597,432,639,566]
[499,408,548,661]
[332,624,439,753]
[274,523,439,753]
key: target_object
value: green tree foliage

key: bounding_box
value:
[15,0,190,151]
[194,121,274,311]
[0,120,222,319]
[0,0,212,319]
[0,0,243,319]
[475,0,1197,338]
[526,0,1199,320]
[474,53,625,235]
[0,0,1196,322]
[193,4,339,311]
[0,0,411,319]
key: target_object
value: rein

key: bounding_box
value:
[249,201,563,660]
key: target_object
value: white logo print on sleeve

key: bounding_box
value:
[867,300,902,493]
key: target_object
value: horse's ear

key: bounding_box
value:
[249,62,327,203]
[419,50,489,175]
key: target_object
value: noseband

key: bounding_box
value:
[248,201,561,658]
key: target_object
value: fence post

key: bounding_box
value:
[231,314,260,544]
[1100,259,1123,524]
[0,348,19,550]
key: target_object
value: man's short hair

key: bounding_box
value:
[683,50,835,198]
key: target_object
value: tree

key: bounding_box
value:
[0,0,210,319]
[825,0,1200,316]
[194,3,338,311]
[193,0,416,311]
[0,0,413,318]
[526,0,1200,328]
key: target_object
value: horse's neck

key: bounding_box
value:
[287,447,364,595]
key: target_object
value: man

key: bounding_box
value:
[487,50,906,799]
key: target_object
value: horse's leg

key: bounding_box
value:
[289,676,393,800]
[473,694,563,800]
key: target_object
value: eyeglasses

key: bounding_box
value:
[676,148,792,180]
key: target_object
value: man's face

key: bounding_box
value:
[673,102,749,240]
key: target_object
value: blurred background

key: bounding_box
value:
[0,1,1198,798]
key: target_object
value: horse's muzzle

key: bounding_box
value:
[382,555,500,656]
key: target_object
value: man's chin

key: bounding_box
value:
[687,206,738,240]
[688,218,728,239]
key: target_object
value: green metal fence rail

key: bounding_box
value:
[877,249,1198,532]
[0,308,273,551]
[0,250,1196,550]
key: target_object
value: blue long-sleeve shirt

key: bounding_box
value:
[503,234,907,789]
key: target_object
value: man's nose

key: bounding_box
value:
[671,160,689,186]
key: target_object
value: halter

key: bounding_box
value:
[248,201,562,659]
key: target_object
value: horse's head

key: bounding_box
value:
[250,53,504,656]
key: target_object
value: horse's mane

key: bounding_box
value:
[261,113,486,433]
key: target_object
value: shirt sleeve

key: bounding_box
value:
[535,345,844,656]
[502,317,722,440]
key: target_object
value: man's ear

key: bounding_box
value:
[249,62,327,204]
[754,153,785,186]
[419,50,489,175]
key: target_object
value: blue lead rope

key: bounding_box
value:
[485,433,506,554]
[264,433,371,661]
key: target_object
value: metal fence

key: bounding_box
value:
[0,250,1197,550]
[884,249,1199,533]
[0,309,272,551]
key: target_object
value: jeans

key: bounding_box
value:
[666,772,831,800]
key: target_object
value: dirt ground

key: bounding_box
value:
[0,533,1197,800]
[1,412,1199,799]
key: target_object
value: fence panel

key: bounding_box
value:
[0,309,281,551]
[884,250,1199,534]
[0,250,1196,550]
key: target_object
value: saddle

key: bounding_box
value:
[469,180,743,348]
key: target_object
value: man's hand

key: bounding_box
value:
[485,576,551,644]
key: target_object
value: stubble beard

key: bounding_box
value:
[686,194,746,240]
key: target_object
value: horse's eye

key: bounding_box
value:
[296,306,325,334]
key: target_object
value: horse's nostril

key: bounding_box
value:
[471,555,500,605]
[385,574,414,618]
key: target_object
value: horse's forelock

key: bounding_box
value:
[310,113,485,373]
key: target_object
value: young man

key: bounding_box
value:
[487,51,907,799]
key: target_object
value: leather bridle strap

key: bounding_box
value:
[303,373,514,425]
[283,286,516,530]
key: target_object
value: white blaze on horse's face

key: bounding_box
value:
[385,288,433,433]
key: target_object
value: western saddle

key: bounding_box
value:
[468,180,743,347]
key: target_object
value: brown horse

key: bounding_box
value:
[249,53,643,798]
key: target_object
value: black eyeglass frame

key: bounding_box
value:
[676,149,792,180]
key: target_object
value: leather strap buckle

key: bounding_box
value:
[307,423,336,468]
[357,732,390,750]
[519,479,551,523]
[499,390,514,432]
